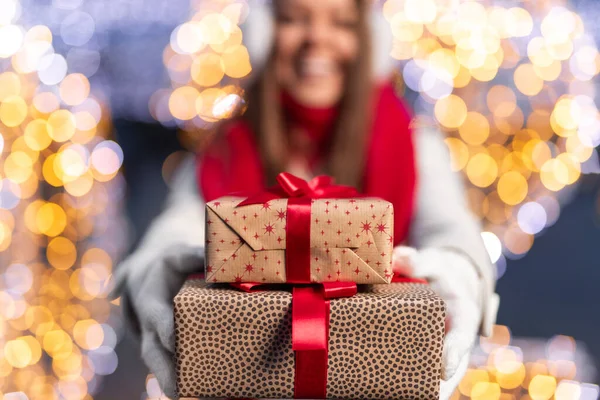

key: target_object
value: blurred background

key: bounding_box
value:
[0,0,599,399]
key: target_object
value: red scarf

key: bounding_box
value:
[196,82,416,245]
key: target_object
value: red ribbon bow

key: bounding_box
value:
[237,172,359,206]
[237,173,360,284]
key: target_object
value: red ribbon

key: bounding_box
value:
[230,280,357,398]
[236,173,359,283]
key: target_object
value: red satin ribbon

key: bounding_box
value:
[236,172,359,284]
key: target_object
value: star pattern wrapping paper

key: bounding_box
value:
[204,196,394,284]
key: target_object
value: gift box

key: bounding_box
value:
[204,173,394,284]
[174,278,445,399]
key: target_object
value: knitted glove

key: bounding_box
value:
[110,244,203,399]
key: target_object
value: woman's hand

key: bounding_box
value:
[392,246,482,400]
[110,244,204,399]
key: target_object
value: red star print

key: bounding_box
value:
[216,248,221,253]
[221,267,226,272]
[213,201,221,207]
[354,267,360,275]
[371,214,376,219]
[231,253,237,259]
[346,261,351,266]
[325,248,330,254]
[207,220,213,225]
[349,200,356,204]
[325,201,330,206]
[264,255,269,260]
[223,218,229,223]
[388,236,393,244]
[212,277,217,282]
[261,201,271,210]
[336,270,341,276]
[346,238,351,244]
[276,209,286,221]
[335,259,340,265]
[365,259,370,264]
[254,233,260,239]
[380,252,386,257]
[277,236,283,244]
[355,233,360,238]
[252,253,257,260]
[243,226,247,231]
[370,204,374,209]
[220,239,225,243]
[233,210,237,216]
[206,239,212,244]
[361,221,372,234]
[245,264,254,273]
[314,257,319,262]
[327,274,332,279]
[207,265,213,273]
[342,249,346,254]
[234,275,243,283]
[242,215,247,220]
[316,267,321,273]
[231,240,236,245]
[324,241,328,246]
[336,229,342,235]
[366,240,373,247]
[334,204,338,209]
[264,223,275,235]
[347,221,352,226]
[321,230,325,235]
[345,210,350,215]
[253,213,258,218]
[376,223,387,233]
[325,209,330,214]
[326,219,332,224]
[366,273,370,279]
[315,218,319,224]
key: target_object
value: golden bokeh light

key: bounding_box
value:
[1,8,123,397]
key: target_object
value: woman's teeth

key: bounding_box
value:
[299,58,335,78]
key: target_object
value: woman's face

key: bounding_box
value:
[274,0,360,107]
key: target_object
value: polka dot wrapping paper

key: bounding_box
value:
[174,279,445,399]
[204,196,395,284]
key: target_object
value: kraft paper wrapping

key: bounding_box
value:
[205,196,394,284]
[174,279,445,399]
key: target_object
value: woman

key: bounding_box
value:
[112,0,500,398]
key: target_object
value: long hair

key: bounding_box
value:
[243,0,373,189]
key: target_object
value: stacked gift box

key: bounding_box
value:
[174,173,446,399]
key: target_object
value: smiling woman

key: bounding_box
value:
[112,0,500,398]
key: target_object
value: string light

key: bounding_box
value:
[0,1,125,398]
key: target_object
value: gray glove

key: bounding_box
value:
[110,244,204,399]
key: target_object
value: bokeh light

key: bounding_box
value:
[0,1,126,398]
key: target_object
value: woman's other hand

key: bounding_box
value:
[110,244,204,399]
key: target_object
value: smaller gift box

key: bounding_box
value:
[204,173,395,284]
[174,277,445,399]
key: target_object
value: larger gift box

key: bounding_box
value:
[174,278,445,399]
[204,174,395,284]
